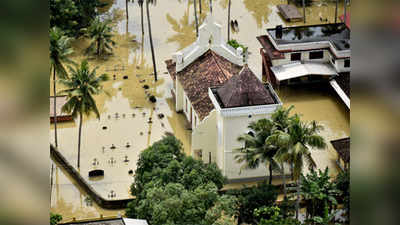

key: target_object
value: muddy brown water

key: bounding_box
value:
[50,0,349,222]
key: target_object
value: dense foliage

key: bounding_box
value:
[50,213,62,225]
[297,167,341,220]
[126,135,236,225]
[50,0,106,36]
[83,17,116,56]
[226,183,278,224]
[255,206,300,225]
[335,169,350,222]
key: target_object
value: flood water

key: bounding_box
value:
[50,0,349,222]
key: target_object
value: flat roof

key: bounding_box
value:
[270,62,338,82]
[267,23,350,51]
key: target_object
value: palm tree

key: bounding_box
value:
[199,0,202,14]
[227,0,231,41]
[138,0,145,35]
[84,17,116,56]
[303,0,306,23]
[267,106,296,200]
[235,119,281,185]
[334,0,338,23]
[146,0,157,81]
[283,115,326,219]
[194,0,199,37]
[58,60,109,169]
[49,27,74,148]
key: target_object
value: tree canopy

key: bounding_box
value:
[50,0,106,36]
[126,135,235,225]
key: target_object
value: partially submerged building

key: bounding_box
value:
[257,23,350,108]
[166,15,282,182]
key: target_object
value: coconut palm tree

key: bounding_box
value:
[303,0,306,23]
[146,0,157,81]
[194,0,199,37]
[58,60,109,169]
[199,0,202,14]
[266,106,296,200]
[138,0,145,35]
[334,0,338,23]
[227,0,231,41]
[283,114,326,219]
[49,27,74,148]
[84,17,116,56]
[235,119,281,185]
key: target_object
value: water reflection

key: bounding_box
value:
[243,0,273,28]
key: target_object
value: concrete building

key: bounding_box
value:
[165,15,283,182]
[257,23,350,108]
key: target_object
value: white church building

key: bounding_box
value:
[165,15,282,182]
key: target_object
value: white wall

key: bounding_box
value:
[191,110,218,164]
[175,80,184,112]
[272,50,350,73]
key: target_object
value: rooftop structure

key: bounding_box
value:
[267,23,350,52]
[257,23,350,108]
[166,15,283,181]
[166,14,245,127]
[166,50,242,121]
[215,65,277,108]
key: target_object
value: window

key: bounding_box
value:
[291,52,301,61]
[344,59,350,68]
[309,51,324,59]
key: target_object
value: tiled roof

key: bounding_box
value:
[173,50,242,120]
[217,65,276,108]
[331,137,350,164]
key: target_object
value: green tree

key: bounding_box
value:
[50,0,104,36]
[335,169,350,222]
[283,114,327,219]
[298,167,341,220]
[126,136,231,224]
[257,206,300,225]
[49,27,74,148]
[50,213,62,225]
[58,60,109,168]
[226,183,278,224]
[235,119,281,185]
[84,17,116,56]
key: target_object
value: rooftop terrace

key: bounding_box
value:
[267,23,350,51]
